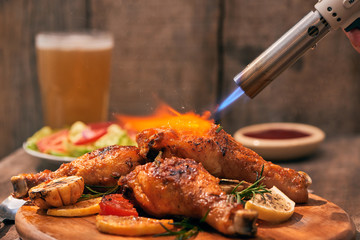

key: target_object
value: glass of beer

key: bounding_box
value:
[35,31,114,128]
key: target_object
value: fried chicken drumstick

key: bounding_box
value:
[120,157,258,236]
[12,120,310,205]
[11,145,145,198]
[136,125,311,203]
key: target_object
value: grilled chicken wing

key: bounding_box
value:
[12,145,145,198]
[120,157,258,236]
[136,125,311,203]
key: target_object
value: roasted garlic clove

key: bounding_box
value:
[29,176,84,209]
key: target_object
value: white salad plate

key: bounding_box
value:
[23,142,76,163]
[233,122,325,161]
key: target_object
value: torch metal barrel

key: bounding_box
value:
[234,11,331,98]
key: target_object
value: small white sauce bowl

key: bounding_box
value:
[233,122,325,161]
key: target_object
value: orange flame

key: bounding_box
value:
[116,103,214,137]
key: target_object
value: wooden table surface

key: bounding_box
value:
[1,135,359,239]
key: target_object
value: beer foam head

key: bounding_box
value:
[36,32,114,50]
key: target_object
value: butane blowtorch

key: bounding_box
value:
[234,0,360,99]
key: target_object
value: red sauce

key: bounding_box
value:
[243,129,310,140]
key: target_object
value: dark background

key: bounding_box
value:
[1,0,359,159]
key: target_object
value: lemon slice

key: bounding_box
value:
[47,197,101,217]
[245,186,295,223]
[96,215,174,236]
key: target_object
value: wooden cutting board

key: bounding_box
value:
[15,193,355,240]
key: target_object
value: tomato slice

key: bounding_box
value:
[36,129,69,154]
[99,194,138,217]
[73,122,113,145]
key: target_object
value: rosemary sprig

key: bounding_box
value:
[229,165,271,204]
[110,175,121,180]
[78,185,119,201]
[215,125,223,133]
[155,210,209,240]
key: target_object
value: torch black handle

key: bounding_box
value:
[345,18,360,32]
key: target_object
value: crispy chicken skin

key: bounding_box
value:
[136,125,311,203]
[11,145,145,198]
[120,157,258,236]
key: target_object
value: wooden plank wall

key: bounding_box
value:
[90,0,220,114]
[0,1,88,159]
[0,0,359,159]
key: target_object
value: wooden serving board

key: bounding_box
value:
[15,194,355,240]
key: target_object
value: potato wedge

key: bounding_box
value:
[29,176,84,209]
[47,197,102,217]
[96,215,174,236]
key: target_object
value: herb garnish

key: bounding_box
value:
[228,165,271,205]
[78,185,119,201]
[155,210,210,240]
[215,125,223,133]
